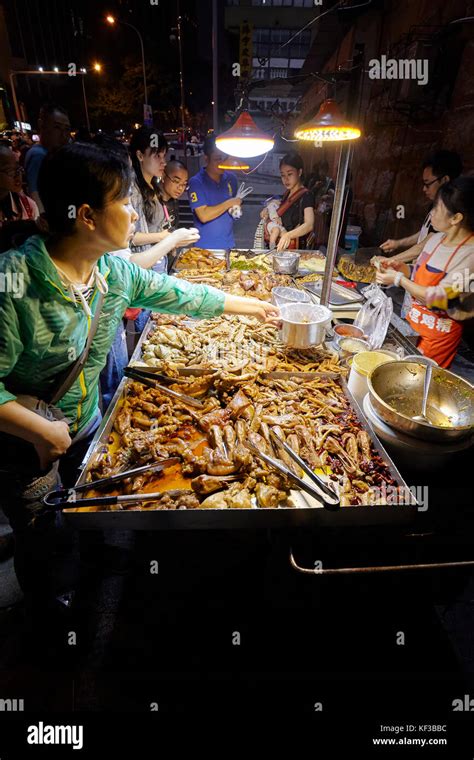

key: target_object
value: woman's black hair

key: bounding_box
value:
[129,126,168,224]
[280,152,304,173]
[37,141,132,237]
[437,177,474,232]
[93,132,130,162]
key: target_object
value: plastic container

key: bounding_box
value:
[279,303,332,348]
[348,350,397,405]
[338,337,370,358]
[272,252,300,274]
[344,225,362,254]
[333,324,365,341]
[272,286,311,307]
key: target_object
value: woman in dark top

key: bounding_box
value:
[262,152,315,251]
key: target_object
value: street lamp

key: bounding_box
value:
[81,63,103,131]
[295,98,361,308]
[9,67,102,134]
[105,14,148,107]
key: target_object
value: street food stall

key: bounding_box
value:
[45,247,474,578]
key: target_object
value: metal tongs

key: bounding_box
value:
[124,366,205,408]
[270,430,339,506]
[43,457,181,510]
[246,433,340,511]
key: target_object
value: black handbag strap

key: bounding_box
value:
[46,289,106,405]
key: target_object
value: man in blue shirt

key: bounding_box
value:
[188,136,240,248]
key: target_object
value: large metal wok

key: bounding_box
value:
[368,361,474,442]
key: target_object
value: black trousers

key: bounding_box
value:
[0,421,99,611]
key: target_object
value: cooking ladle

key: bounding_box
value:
[412,363,433,424]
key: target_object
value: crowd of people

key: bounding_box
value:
[0,101,473,643]
[0,103,280,639]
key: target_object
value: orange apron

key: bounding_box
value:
[406,234,474,368]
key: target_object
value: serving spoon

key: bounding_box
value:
[412,363,433,424]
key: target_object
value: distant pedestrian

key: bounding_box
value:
[24,103,71,212]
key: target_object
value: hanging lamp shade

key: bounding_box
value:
[216,111,274,158]
[217,156,251,170]
[295,99,361,142]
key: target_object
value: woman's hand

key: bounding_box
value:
[244,298,280,325]
[33,420,72,470]
[224,294,280,325]
[276,231,293,251]
[375,268,399,287]
[379,239,400,254]
[260,208,269,220]
[371,255,390,269]
[169,227,200,248]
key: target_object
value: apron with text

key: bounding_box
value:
[406,234,473,367]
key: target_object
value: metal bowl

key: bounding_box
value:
[272,252,300,274]
[368,361,474,442]
[279,303,332,348]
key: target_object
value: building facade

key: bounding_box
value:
[224,0,318,116]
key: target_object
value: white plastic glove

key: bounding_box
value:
[228,183,253,218]
[169,227,200,247]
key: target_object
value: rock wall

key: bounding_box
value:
[293,0,474,246]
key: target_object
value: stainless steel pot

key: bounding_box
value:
[367,361,474,442]
[279,303,332,348]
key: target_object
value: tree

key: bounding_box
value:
[88,56,176,130]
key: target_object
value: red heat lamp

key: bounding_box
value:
[216,111,274,158]
[295,99,361,143]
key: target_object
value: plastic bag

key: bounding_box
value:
[354,284,393,349]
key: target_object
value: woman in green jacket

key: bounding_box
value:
[0,142,277,625]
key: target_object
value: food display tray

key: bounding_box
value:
[65,361,417,530]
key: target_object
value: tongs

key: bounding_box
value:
[245,437,339,511]
[43,457,181,510]
[124,367,204,408]
[269,430,339,507]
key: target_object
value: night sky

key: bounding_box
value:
[3,0,219,130]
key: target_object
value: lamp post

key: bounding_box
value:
[212,0,218,132]
[295,99,361,308]
[106,15,148,107]
[176,1,186,144]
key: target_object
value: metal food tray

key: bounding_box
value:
[131,310,342,376]
[170,248,322,275]
[65,365,417,530]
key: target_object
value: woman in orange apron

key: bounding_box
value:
[376,177,474,368]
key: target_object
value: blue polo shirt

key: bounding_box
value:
[188,167,238,248]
